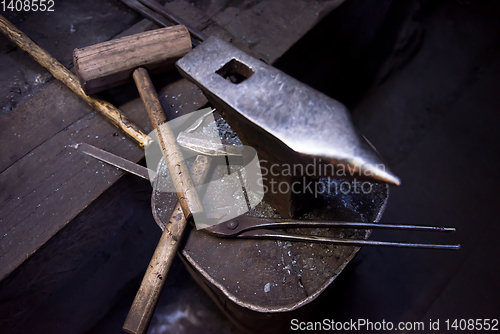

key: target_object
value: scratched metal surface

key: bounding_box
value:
[176,37,399,186]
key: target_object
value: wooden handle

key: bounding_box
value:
[0,14,149,147]
[125,68,207,334]
[73,25,192,95]
[123,155,212,334]
[132,67,204,219]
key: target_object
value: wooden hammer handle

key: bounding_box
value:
[0,14,150,147]
[123,154,212,334]
[132,67,204,219]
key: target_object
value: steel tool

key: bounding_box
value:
[204,216,459,250]
[73,143,156,180]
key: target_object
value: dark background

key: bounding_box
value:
[275,0,500,332]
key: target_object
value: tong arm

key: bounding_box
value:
[238,229,460,250]
[202,215,456,238]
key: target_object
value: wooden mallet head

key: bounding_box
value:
[73,25,192,95]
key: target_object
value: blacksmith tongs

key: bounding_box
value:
[204,215,460,250]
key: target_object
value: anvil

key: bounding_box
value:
[176,37,400,217]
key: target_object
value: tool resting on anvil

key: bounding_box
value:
[76,139,459,252]
[176,37,401,218]
[204,215,459,250]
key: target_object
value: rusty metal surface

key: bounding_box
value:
[154,174,388,310]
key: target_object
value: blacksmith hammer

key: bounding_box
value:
[73,27,209,333]
[73,26,204,224]
[176,37,401,218]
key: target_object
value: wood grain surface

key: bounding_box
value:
[0,0,346,285]
[74,25,192,95]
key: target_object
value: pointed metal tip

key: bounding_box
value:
[359,136,401,185]
[359,163,401,186]
[385,173,401,186]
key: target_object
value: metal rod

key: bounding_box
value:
[240,229,460,250]
[203,216,458,238]
[137,0,207,42]
[247,220,456,232]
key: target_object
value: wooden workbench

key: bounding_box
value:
[0,0,345,331]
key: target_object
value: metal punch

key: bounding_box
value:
[74,140,459,251]
[121,0,206,46]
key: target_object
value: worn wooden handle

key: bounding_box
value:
[132,67,204,219]
[0,14,150,147]
[123,154,212,334]
[73,25,192,95]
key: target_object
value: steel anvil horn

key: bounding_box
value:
[176,37,400,217]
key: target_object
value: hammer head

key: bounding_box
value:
[73,26,192,95]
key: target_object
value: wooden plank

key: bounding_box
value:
[0,0,346,283]
[0,81,89,173]
[0,2,190,282]
[0,78,208,282]
[114,18,158,39]
[0,1,139,112]
[0,96,144,281]
[0,5,167,175]
[74,26,192,95]
[165,0,263,60]
[0,172,155,332]
[0,79,207,334]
